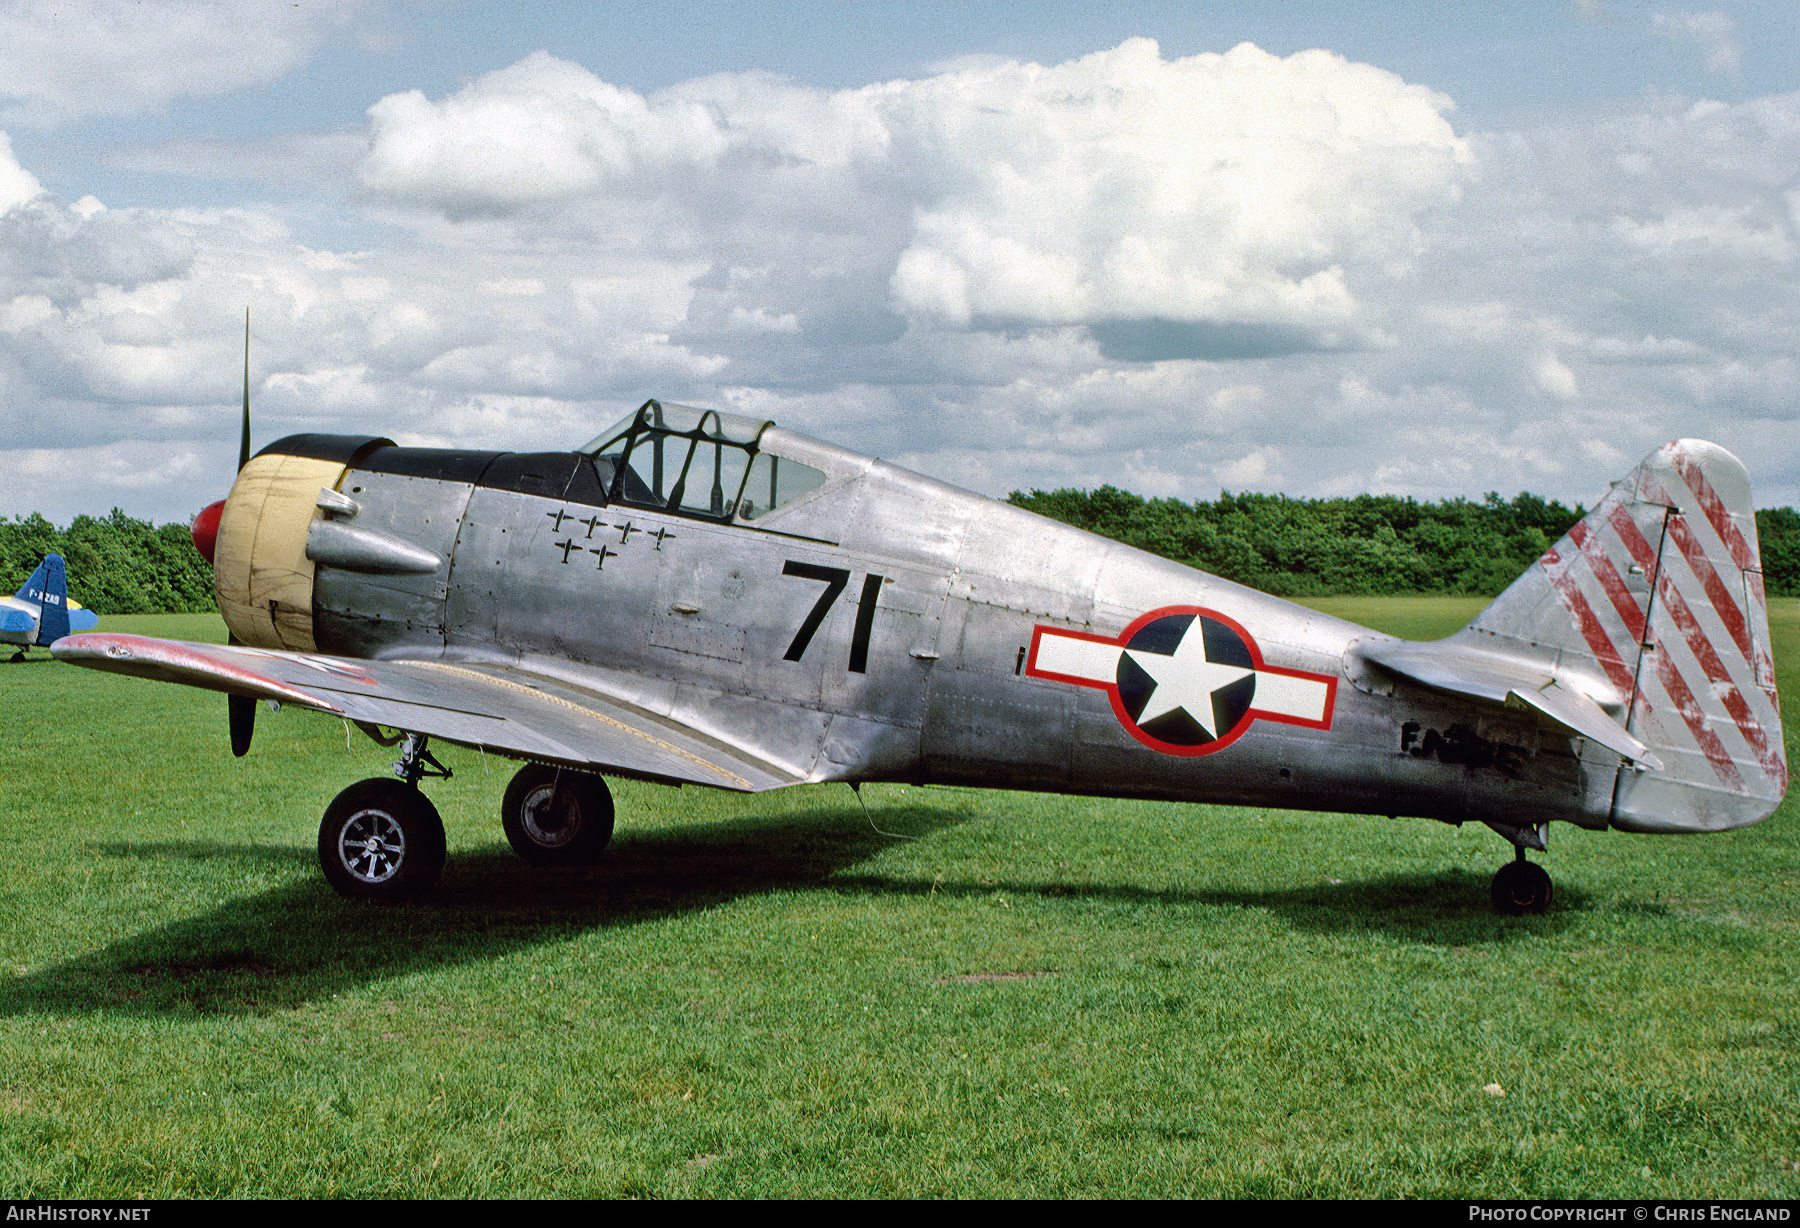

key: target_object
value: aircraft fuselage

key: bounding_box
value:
[222,424,1615,837]
[54,401,1784,908]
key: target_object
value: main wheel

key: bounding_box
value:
[1491,858,1553,915]
[319,777,446,901]
[502,763,615,866]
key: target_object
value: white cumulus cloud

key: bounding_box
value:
[0,0,376,127]
[885,41,1468,345]
[0,131,43,210]
[359,39,1471,360]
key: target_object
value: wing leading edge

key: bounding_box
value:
[51,633,798,793]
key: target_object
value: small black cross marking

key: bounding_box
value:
[555,538,580,563]
[588,545,617,570]
[546,508,572,531]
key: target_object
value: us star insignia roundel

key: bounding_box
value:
[1025,606,1338,756]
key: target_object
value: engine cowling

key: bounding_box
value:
[212,435,392,651]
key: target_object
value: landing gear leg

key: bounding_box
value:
[1483,820,1553,915]
[393,731,452,787]
[316,732,449,901]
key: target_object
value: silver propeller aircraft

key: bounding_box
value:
[54,398,1785,913]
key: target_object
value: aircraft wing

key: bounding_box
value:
[51,633,799,793]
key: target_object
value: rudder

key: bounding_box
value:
[1459,441,1785,832]
[17,553,71,645]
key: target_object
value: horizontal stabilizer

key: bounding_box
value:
[1503,679,1662,770]
[1358,639,1662,768]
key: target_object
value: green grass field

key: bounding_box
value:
[2,601,1797,1198]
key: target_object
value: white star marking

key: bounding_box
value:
[1126,626,1253,736]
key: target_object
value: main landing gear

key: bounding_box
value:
[317,733,618,900]
[501,763,614,866]
[318,732,450,902]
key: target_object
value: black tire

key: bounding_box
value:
[1491,858,1553,915]
[319,777,446,901]
[502,763,615,866]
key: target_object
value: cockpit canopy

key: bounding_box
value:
[580,400,826,522]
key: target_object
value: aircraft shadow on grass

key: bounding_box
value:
[2,805,948,1019]
[2,805,1573,1020]
[827,867,1587,942]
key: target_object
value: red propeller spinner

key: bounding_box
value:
[191,498,226,565]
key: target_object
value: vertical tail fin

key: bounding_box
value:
[17,553,71,645]
[1459,440,1785,832]
[13,555,50,600]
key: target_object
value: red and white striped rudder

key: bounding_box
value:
[1462,440,1785,833]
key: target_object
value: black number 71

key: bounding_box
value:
[782,561,885,673]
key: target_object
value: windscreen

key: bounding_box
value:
[577,400,825,522]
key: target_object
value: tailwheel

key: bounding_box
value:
[502,763,615,866]
[319,777,446,901]
[1490,852,1553,915]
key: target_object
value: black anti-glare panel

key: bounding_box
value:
[331,446,614,503]
[358,447,506,483]
[480,452,582,499]
[257,434,395,466]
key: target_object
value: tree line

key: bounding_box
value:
[1007,486,1800,599]
[3,495,1798,614]
[0,511,216,614]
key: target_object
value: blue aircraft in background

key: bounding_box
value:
[2,554,99,660]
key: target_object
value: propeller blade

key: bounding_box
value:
[239,307,251,471]
[227,310,254,756]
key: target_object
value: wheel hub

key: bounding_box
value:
[338,809,406,883]
[521,785,577,847]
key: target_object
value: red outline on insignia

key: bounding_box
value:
[1024,605,1338,757]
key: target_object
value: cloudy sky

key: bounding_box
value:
[1,0,1796,525]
